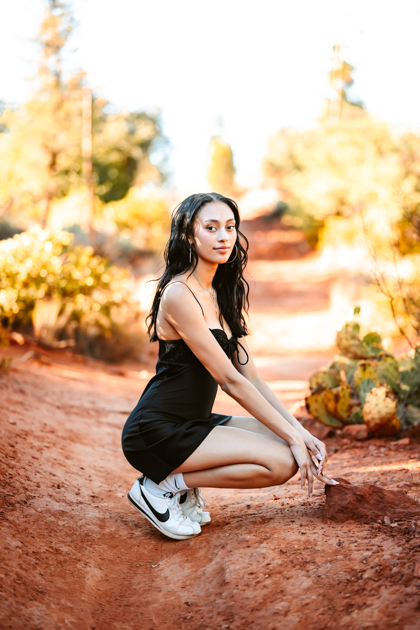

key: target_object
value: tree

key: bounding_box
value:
[92,105,162,203]
[207,136,236,196]
[263,56,409,246]
[0,0,81,225]
[0,0,165,228]
[327,45,363,124]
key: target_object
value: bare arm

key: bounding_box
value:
[233,336,328,472]
[160,284,304,448]
[159,284,329,496]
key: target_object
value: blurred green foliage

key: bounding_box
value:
[0,228,143,361]
[0,0,165,227]
[264,67,420,344]
[93,107,162,203]
[264,103,420,250]
[105,187,171,252]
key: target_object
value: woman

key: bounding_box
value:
[122,192,338,541]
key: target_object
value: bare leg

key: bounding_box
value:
[172,424,298,490]
[224,415,286,442]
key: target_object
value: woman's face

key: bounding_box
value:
[191,201,237,265]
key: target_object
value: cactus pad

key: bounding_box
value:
[324,384,351,421]
[362,385,400,436]
[305,390,343,427]
[354,361,378,390]
[309,369,340,392]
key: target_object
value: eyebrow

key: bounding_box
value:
[204,218,236,223]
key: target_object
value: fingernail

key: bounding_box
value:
[332,480,340,485]
[316,453,322,460]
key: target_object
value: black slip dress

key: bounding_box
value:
[121,282,248,483]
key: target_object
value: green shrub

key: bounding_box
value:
[105,187,170,253]
[0,227,143,360]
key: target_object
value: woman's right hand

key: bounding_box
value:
[290,441,339,498]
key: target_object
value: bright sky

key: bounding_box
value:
[2,0,420,191]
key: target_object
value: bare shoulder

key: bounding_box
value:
[162,279,191,301]
[160,279,200,314]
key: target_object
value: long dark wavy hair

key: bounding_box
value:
[147,192,250,341]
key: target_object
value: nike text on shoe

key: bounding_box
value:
[127,476,201,540]
[179,488,211,525]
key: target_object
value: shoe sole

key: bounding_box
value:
[182,512,211,526]
[127,492,200,541]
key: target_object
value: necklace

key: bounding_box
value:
[192,271,219,316]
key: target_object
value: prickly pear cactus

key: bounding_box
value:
[354,361,378,390]
[309,369,340,391]
[362,385,400,436]
[305,390,343,428]
[398,348,420,407]
[324,384,351,422]
[305,311,420,436]
[358,378,376,405]
[336,322,383,360]
[377,355,399,392]
[349,406,364,424]
[405,404,420,426]
[328,355,358,386]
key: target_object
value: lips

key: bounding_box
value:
[215,247,229,253]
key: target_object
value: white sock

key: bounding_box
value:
[144,473,190,497]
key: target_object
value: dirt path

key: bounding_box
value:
[1,348,420,630]
[1,225,420,629]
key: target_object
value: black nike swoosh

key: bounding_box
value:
[174,478,179,489]
[140,486,170,523]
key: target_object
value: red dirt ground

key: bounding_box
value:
[1,224,420,629]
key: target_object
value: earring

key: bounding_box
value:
[229,244,238,263]
[189,243,192,264]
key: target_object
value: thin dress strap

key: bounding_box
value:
[164,281,204,316]
[155,281,205,336]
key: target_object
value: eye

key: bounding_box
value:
[227,224,236,231]
[206,225,216,231]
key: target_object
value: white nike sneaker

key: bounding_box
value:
[128,476,201,540]
[179,488,211,525]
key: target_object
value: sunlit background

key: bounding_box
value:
[2,0,420,189]
[1,0,420,435]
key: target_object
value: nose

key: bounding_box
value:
[218,228,230,242]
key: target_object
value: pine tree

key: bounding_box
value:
[207,136,236,196]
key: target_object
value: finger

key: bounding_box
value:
[311,465,339,486]
[300,463,307,492]
[319,474,339,486]
[316,446,328,474]
[307,440,325,470]
[311,453,320,469]
[306,442,321,461]
[316,442,327,462]
[311,441,322,456]
[307,466,314,498]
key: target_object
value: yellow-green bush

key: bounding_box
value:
[263,109,420,249]
[0,227,143,360]
[104,187,170,252]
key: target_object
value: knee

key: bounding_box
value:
[265,453,298,486]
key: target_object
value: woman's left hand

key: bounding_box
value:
[303,433,328,474]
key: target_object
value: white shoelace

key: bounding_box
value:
[192,488,206,511]
[168,493,194,524]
